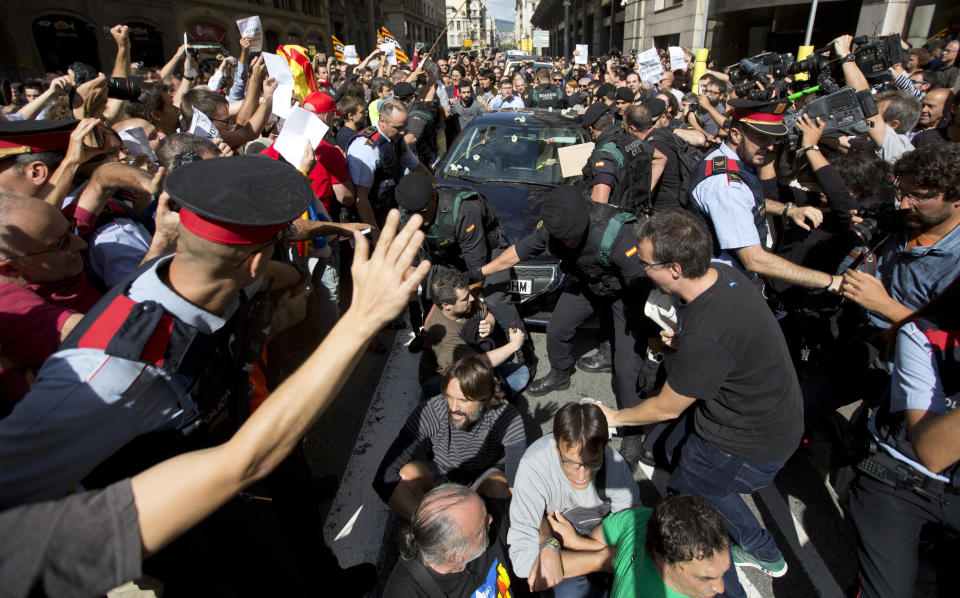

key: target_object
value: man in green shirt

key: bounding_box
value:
[548,494,735,597]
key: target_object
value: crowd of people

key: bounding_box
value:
[1,19,959,598]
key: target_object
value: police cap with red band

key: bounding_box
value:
[164,156,314,246]
[729,99,790,137]
[0,119,77,160]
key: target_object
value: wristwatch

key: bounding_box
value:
[782,202,794,219]
[539,537,560,552]
[800,144,819,154]
[842,53,857,63]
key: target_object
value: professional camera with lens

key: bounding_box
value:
[788,33,902,87]
[782,87,879,150]
[70,61,144,101]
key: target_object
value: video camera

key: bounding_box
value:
[789,33,903,88]
[70,62,144,102]
[782,87,878,150]
[728,52,795,100]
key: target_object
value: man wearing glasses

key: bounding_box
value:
[600,209,803,594]
[508,402,640,596]
[933,39,959,90]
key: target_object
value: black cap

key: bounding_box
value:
[579,102,613,127]
[393,82,415,99]
[164,156,314,245]
[540,187,589,240]
[595,83,616,100]
[616,87,635,103]
[641,97,666,120]
[728,99,790,136]
[395,172,433,212]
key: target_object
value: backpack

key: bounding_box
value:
[653,128,702,208]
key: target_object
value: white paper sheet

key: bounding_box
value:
[575,44,589,65]
[183,33,198,79]
[188,108,218,139]
[263,52,296,118]
[118,127,158,163]
[236,16,263,53]
[274,106,330,168]
[637,48,664,86]
[343,45,359,65]
[668,46,688,71]
[380,43,397,66]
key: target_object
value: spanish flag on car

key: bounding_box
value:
[332,35,345,62]
[380,26,409,63]
[276,44,318,101]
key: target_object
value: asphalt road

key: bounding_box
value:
[304,320,941,597]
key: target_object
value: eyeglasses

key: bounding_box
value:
[639,259,670,271]
[943,48,958,54]
[895,179,942,203]
[909,79,927,85]
[4,219,78,260]
[559,455,603,472]
[553,78,563,83]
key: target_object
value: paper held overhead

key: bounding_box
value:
[575,44,589,65]
[274,106,330,168]
[343,45,359,65]
[637,48,664,86]
[262,52,296,118]
[668,46,688,71]
[379,43,397,66]
[236,16,263,53]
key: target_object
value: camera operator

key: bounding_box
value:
[848,274,960,598]
[834,35,919,163]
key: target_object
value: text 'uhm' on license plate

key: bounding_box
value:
[509,279,533,294]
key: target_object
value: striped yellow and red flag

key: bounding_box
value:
[276,44,318,101]
[376,28,384,46]
[380,27,409,63]
[332,35,345,62]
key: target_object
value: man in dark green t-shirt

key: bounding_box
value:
[548,494,733,598]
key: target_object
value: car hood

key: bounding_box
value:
[435,177,548,247]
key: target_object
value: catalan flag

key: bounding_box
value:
[276,44,318,101]
[332,35,345,62]
[380,26,409,63]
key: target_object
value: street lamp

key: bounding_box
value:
[563,0,571,58]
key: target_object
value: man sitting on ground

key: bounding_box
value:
[374,355,527,520]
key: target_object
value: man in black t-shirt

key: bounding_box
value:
[384,484,525,598]
[600,210,803,591]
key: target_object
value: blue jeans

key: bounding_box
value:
[540,573,609,598]
[669,432,785,564]
[422,363,529,399]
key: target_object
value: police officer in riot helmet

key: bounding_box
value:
[395,172,531,366]
[532,67,566,110]
[478,187,652,443]
[580,102,654,214]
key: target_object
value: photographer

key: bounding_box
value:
[689,74,728,143]
[834,35,919,163]
[848,273,960,598]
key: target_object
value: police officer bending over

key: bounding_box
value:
[395,172,527,354]
[688,99,843,293]
[393,81,439,167]
[580,103,653,215]
[346,99,436,231]
[479,187,650,413]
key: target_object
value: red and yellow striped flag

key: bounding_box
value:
[332,35,345,62]
[380,27,409,63]
[276,44,318,101]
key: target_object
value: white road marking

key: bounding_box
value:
[323,331,421,567]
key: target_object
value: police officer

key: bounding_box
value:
[346,98,435,230]
[393,81,439,167]
[849,281,960,598]
[479,187,650,409]
[686,99,841,292]
[580,102,654,215]
[532,67,565,109]
[394,172,527,355]
[0,156,372,593]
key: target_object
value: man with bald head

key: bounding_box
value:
[384,483,521,597]
[911,88,953,148]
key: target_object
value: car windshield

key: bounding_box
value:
[441,121,589,185]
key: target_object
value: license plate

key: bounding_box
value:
[509,279,533,295]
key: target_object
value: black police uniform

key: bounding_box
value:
[406,99,438,166]
[583,125,653,216]
[849,310,960,598]
[515,202,650,407]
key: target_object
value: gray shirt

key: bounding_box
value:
[507,434,641,577]
[450,98,486,130]
[877,123,914,164]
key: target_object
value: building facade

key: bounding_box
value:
[0,0,446,81]
[447,0,488,51]
[515,0,539,50]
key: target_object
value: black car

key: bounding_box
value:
[434,108,590,326]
